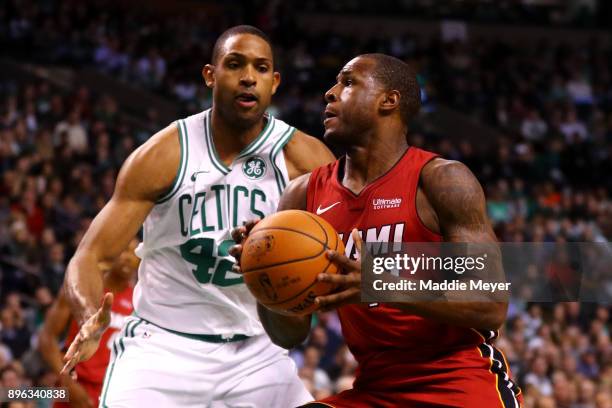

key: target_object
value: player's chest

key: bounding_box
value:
[315,187,413,256]
[175,170,280,238]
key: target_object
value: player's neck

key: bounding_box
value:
[343,131,409,194]
[210,108,266,166]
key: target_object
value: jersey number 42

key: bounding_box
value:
[180,238,242,287]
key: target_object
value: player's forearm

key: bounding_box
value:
[39,337,79,388]
[389,301,507,330]
[64,251,105,325]
[257,303,310,349]
[38,332,65,374]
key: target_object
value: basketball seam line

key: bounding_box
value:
[248,225,326,245]
[302,212,330,246]
[243,243,326,273]
[242,220,332,274]
[261,256,335,306]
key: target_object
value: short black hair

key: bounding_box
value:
[361,53,421,124]
[212,25,273,64]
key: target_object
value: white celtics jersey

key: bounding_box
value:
[134,109,295,336]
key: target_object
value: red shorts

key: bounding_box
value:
[53,379,101,408]
[301,346,522,408]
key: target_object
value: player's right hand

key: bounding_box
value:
[228,219,260,273]
[60,292,114,377]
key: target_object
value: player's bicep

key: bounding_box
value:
[278,173,310,211]
[423,161,506,312]
[422,159,495,243]
[78,195,152,263]
[76,124,180,262]
[302,133,335,169]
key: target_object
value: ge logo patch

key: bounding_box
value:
[242,156,266,180]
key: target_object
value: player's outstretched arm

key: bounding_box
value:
[394,159,508,330]
[283,130,335,180]
[38,290,95,407]
[39,290,73,379]
[61,124,180,373]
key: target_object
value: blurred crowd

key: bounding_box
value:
[297,0,603,27]
[1,1,611,407]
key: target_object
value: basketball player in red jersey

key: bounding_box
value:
[232,54,522,407]
[39,238,139,408]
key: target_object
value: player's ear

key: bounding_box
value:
[203,64,215,88]
[379,90,400,114]
[271,71,281,95]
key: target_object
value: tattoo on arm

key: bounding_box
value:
[422,160,507,309]
[422,160,494,243]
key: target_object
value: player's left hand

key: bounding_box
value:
[315,229,362,311]
[60,292,113,377]
[228,219,260,273]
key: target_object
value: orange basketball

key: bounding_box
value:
[241,210,345,316]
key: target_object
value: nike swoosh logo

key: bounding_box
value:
[191,170,210,181]
[316,201,341,215]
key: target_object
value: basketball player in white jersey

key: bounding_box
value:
[60,25,335,407]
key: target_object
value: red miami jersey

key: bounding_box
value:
[306,147,522,407]
[65,286,134,383]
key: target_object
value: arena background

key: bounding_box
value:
[0,0,611,407]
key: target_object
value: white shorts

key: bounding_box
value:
[100,316,312,408]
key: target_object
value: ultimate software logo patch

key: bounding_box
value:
[372,198,402,210]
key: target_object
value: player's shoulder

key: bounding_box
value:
[419,157,484,213]
[115,122,181,200]
[282,129,336,180]
[284,130,331,158]
[420,158,477,186]
[130,122,179,163]
[284,129,320,148]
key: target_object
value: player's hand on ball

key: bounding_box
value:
[229,219,260,273]
[315,229,362,311]
[61,292,114,376]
